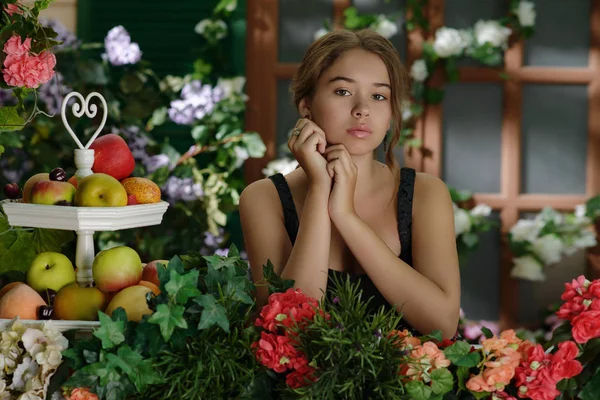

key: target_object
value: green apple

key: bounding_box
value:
[74,173,128,207]
[27,252,76,293]
[53,283,107,320]
[92,246,143,293]
[30,180,76,206]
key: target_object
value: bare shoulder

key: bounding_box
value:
[413,172,452,205]
[239,177,281,216]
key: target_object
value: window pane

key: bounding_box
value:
[352,0,407,61]
[524,0,591,67]
[444,0,507,29]
[442,83,503,193]
[279,0,333,63]
[521,85,588,194]
[460,212,501,320]
[276,79,299,157]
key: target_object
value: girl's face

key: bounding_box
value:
[301,48,392,155]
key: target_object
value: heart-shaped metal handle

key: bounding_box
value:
[61,91,108,150]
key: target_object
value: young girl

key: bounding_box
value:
[240,30,460,339]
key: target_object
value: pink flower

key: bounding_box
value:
[3,3,22,16]
[571,310,600,344]
[3,50,57,88]
[3,35,32,56]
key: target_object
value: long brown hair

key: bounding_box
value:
[290,29,409,187]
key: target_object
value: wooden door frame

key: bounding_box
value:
[245,0,600,329]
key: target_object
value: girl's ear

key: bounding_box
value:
[299,98,311,119]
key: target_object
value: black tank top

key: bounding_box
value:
[268,167,419,334]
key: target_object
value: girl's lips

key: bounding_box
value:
[346,128,372,139]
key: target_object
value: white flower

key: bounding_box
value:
[573,230,598,249]
[510,255,545,281]
[510,219,542,243]
[371,15,398,39]
[262,157,298,177]
[402,100,413,121]
[574,204,590,225]
[470,204,491,217]
[537,207,563,225]
[410,59,428,82]
[433,27,468,58]
[217,76,247,100]
[314,28,329,41]
[233,146,249,169]
[514,1,536,27]
[8,357,39,391]
[18,392,43,400]
[225,0,237,12]
[194,19,227,41]
[454,205,472,236]
[532,234,563,265]
[474,20,512,48]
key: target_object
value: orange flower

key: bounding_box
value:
[389,329,421,349]
[405,342,451,382]
[499,329,522,347]
[466,373,495,392]
[68,388,99,400]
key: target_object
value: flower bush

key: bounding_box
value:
[509,202,598,282]
[0,319,69,399]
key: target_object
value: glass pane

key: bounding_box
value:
[524,1,590,67]
[521,85,588,194]
[279,0,333,63]
[442,83,503,193]
[516,214,588,325]
[351,0,407,61]
[276,79,300,157]
[460,212,501,321]
[444,0,507,29]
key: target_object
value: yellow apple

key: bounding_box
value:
[30,181,77,206]
[26,252,76,293]
[53,283,107,321]
[105,285,153,322]
[22,173,49,203]
[74,173,128,207]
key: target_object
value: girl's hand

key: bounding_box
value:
[287,118,331,188]
[324,144,357,221]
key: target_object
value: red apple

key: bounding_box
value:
[142,260,169,287]
[89,134,135,181]
[67,175,78,188]
[30,180,76,206]
[23,173,50,203]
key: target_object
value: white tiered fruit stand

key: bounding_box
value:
[0,91,168,332]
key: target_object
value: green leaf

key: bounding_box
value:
[93,312,125,350]
[191,125,210,143]
[34,0,54,11]
[203,254,238,270]
[405,380,432,400]
[106,345,163,391]
[456,366,470,391]
[195,294,230,333]
[224,276,254,305]
[0,145,4,156]
[148,303,187,341]
[164,269,202,304]
[445,57,459,83]
[76,59,108,85]
[0,106,25,132]
[424,88,445,104]
[32,228,74,253]
[443,341,481,367]
[146,107,167,131]
[0,131,22,148]
[0,216,38,274]
[480,326,494,339]
[461,232,479,248]
[241,132,266,158]
[430,368,453,395]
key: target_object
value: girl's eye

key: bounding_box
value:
[372,94,387,101]
[334,89,351,96]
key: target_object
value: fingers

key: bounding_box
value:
[324,145,356,180]
[288,118,327,154]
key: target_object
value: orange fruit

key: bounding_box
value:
[120,177,161,204]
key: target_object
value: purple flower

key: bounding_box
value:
[462,321,500,342]
[38,72,71,114]
[144,154,171,173]
[332,297,340,304]
[161,176,204,203]
[167,80,223,125]
[0,89,16,106]
[373,329,383,339]
[336,323,345,331]
[215,248,229,257]
[103,26,142,66]
[40,18,80,51]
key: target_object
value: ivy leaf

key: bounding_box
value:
[262,260,295,293]
[443,341,481,367]
[0,106,25,132]
[32,228,75,253]
[148,303,187,341]
[164,269,201,304]
[195,294,230,333]
[203,254,238,269]
[430,368,453,395]
[93,312,125,350]
[240,132,266,158]
[106,345,163,391]
[224,276,254,305]
[405,380,432,400]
